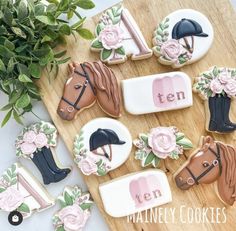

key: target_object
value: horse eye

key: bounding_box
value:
[202,161,210,167]
[74,84,82,89]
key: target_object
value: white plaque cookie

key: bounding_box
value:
[90,4,153,64]
[0,163,54,226]
[122,72,192,115]
[74,118,132,176]
[99,169,172,217]
[152,9,214,68]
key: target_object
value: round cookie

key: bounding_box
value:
[152,9,214,68]
[74,118,132,176]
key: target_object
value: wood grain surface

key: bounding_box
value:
[37,0,236,230]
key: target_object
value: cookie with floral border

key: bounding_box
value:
[15,121,71,185]
[133,126,193,168]
[74,118,132,176]
[90,4,153,64]
[152,9,214,68]
[0,163,54,226]
[53,185,93,231]
[193,66,236,133]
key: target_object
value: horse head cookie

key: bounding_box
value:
[74,118,132,176]
[15,121,71,185]
[174,136,236,206]
[193,66,236,133]
[90,4,153,64]
[0,163,54,225]
[53,185,93,231]
[133,126,193,168]
[57,61,121,121]
[152,9,214,68]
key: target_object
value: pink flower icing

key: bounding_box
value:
[210,79,224,94]
[23,130,37,143]
[34,132,48,148]
[148,127,176,159]
[58,204,90,231]
[98,25,124,50]
[0,186,24,212]
[218,70,231,84]
[224,79,236,96]
[79,157,98,175]
[160,39,183,63]
[20,142,37,155]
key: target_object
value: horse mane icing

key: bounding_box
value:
[84,61,120,109]
[217,142,236,197]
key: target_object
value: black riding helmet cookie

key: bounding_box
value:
[73,118,132,176]
[152,9,214,68]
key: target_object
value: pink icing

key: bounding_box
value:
[98,25,124,50]
[148,127,176,159]
[58,203,90,231]
[218,69,231,84]
[224,79,236,96]
[210,78,224,94]
[34,133,48,148]
[0,186,24,212]
[152,75,187,108]
[23,130,37,143]
[21,142,37,155]
[160,39,183,62]
[129,175,162,208]
[79,157,98,175]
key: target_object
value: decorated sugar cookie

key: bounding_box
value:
[90,4,153,64]
[53,185,93,231]
[0,163,54,226]
[174,136,236,206]
[74,118,132,176]
[152,9,214,68]
[99,169,172,217]
[57,61,121,121]
[193,66,236,133]
[122,71,192,115]
[133,126,193,168]
[15,121,71,185]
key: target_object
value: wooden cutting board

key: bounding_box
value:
[37,0,236,230]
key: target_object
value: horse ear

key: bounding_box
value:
[204,136,214,144]
[68,63,75,75]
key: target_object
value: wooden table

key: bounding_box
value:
[38,0,236,230]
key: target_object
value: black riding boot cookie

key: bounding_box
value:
[15,121,71,185]
[193,66,236,133]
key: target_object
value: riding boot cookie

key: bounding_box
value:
[15,121,71,185]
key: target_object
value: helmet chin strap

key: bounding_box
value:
[91,145,113,161]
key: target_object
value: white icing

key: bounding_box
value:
[99,169,172,217]
[122,72,192,115]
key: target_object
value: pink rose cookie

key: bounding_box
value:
[193,66,236,133]
[122,72,192,115]
[133,126,193,168]
[53,186,93,231]
[0,163,54,226]
[74,118,132,176]
[16,121,71,185]
[99,169,172,217]
[90,4,153,64]
[152,9,214,68]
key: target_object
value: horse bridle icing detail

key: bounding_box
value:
[185,143,222,185]
[61,64,96,112]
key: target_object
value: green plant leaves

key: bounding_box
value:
[59,24,71,35]
[76,0,95,9]
[1,109,12,127]
[36,15,57,26]
[29,63,41,78]
[18,1,28,21]
[3,8,13,26]
[19,74,32,83]
[0,59,6,72]
[15,94,31,109]
[101,49,112,60]
[77,28,94,39]
[18,203,30,213]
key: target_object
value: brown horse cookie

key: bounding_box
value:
[57,61,121,121]
[174,136,236,206]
